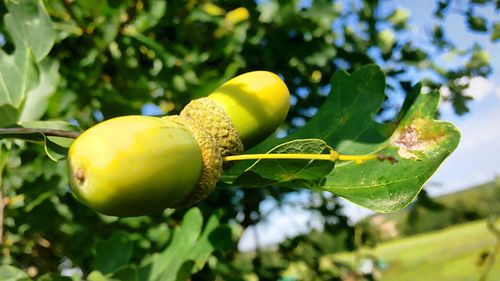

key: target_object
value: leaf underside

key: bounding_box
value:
[224,65,460,213]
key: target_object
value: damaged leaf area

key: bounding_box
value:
[391,118,444,160]
[224,65,460,213]
[390,89,458,162]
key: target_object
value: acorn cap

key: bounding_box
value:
[167,98,244,207]
[165,115,223,207]
[181,97,244,156]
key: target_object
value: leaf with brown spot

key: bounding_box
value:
[224,65,460,213]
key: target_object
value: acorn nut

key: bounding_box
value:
[206,71,290,148]
[67,116,204,216]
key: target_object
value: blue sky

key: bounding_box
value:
[239,0,500,250]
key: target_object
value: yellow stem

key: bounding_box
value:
[338,154,378,163]
[222,150,378,163]
[223,153,333,161]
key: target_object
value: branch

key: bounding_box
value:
[0,128,81,139]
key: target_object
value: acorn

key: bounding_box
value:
[67,71,290,216]
[206,71,290,148]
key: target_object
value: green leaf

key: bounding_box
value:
[0,141,11,191]
[141,208,228,281]
[0,265,30,281]
[224,65,460,213]
[492,21,500,41]
[466,14,488,32]
[377,29,396,54]
[386,8,411,27]
[323,91,460,212]
[0,49,39,109]
[110,266,139,281]
[126,0,167,33]
[4,0,56,61]
[233,139,335,188]
[19,59,60,122]
[257,1,279,23]
[304,67,458,212]
[466,48,490,70]
[93,232,133,275]
[24,191,52,212]
[0,105,19,127]
[0,142,8,172]
[175,261,195,281]
[0,0,55,119]
[87,271,107,281]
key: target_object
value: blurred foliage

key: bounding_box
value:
[0,0,498,280]
[359,179,500,244]
[403,179,500,236]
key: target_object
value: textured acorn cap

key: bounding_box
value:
[181,97,244,157]
[165,115,223,207]
[166,98,244,207]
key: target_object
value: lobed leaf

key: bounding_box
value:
[138,208,231,281]
[4,0,55,61]
[323,91,460,212]
[0,0,56,127]
[224,65,460,212]
[93,232,133,275]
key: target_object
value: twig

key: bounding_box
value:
[0,128,81,139]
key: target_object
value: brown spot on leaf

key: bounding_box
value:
[393,126,421,150]
[391,122,429,159]
[377,154,399,164]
